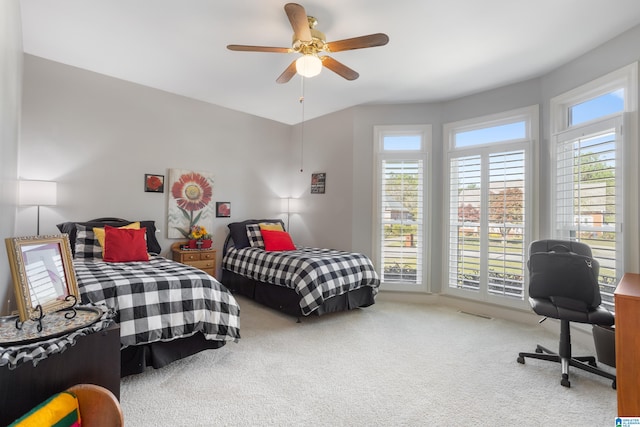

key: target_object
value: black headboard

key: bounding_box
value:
[56,218,162,255]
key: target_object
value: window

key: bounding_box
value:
[551,63,638,312]
[554,120,621,309]
[374,126,430,291]
[444,106,537,307]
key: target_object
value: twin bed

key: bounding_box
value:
[57,218,240,376]
[221,219,380,317]
[58,217,380,375]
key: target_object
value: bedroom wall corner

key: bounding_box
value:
[0,0,22,315]
[19,55,291,260]
[288,109,355,251]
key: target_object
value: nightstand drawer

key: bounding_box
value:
[189,259,215,270]
[181,252,201,262]
[200,251,215,261]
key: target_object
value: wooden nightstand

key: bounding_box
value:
[171,242,216,278]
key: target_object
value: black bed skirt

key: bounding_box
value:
[120,334,227,377]
[221,269,376,317]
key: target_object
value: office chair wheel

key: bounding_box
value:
[517,356,525,364]
[535,347,543,354]
[561,375,571,388]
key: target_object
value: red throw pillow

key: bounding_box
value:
[103,226,149,262]
[261,229,296,252]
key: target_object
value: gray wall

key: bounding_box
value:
[0,0,22,314]
[18,55,293,258]
[7,20,640,311]
[287,109,356,251]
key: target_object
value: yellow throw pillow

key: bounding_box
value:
[259,222,284,232]
[93,222,140,255]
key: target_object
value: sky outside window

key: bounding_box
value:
[388,92,621,152]
[569,89,624,126]
[455,121,526,148]
[383,135,422,151]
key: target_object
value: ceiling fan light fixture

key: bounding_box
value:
[295,54,322,78]
[228,3,388,83]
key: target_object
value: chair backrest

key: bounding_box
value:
[67,384,124,427]
[9,384,123,427]
[528,239,602,309]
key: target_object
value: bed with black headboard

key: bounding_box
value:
[56,218,240,376]
[221,219,380,317]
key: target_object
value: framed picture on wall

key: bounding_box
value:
[144,174,164,193]
[167,169,214,238]
[311,172,326,194]
[216,202,231,218]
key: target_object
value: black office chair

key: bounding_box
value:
[517,239,616,388]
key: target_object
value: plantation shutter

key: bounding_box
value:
[448,155,482,291]
[487,150,526,298]
[380,159,423,284]
[448,151,527,299]
[554,117,622,310]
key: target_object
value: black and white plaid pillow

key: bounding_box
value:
[246,224,264,248]
[246,223,285,249]
[74,224,103,259]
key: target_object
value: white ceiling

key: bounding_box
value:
[19,0,640,125]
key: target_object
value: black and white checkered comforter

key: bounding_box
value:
[73,256,240,347]
[223,247,380,315]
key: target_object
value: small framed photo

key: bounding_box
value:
[144,174,164,193]
[311,172,326,194]
[216,202,231,218]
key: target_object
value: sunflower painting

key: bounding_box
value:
[168,169,214,239]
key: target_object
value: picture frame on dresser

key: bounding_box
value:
[5,235,80,322]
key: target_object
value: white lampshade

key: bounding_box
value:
[281,198,290,213]
[288,198,299,214]
[19,180,57,206]
[280,198,300,214]
[295,55,322,78]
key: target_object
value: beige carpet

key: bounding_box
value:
[120,295,617,426]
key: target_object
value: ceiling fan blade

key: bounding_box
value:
[227,45,291,53]
[285,3,311,42]
[321,56,359,81]
[325,33,389,52]
[276,60,298,84]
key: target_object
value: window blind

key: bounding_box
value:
[555,123,620,310]
[380,159,423,284]
[487,150,526,298]
[448,155,482,291]
[448,151,526,299]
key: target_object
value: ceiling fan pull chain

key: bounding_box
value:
[299,76,305,173]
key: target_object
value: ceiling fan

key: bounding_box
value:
[227,3,389,83]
